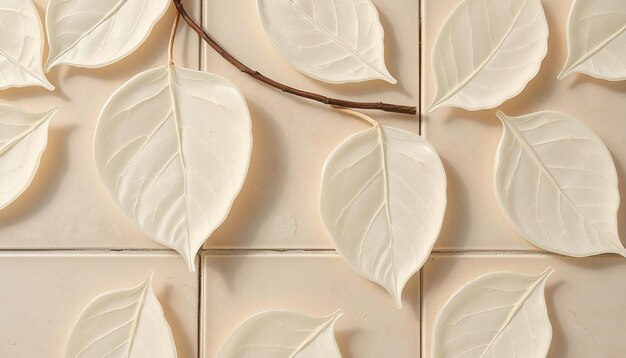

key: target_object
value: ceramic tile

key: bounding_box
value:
[0,252,198,357]
[201,0,419,249]
[422,254,626,358]
[201,253,420,358]
[422,0,626,250]
[0,0,201,249]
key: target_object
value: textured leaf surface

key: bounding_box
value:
[66,273,177,358]
[94,65,252,271]
[0,104,56,210]
[218,310,343,358]
[319,122,446,308]
[494,111,626,257]
[559,0,626,80]
[432,269,553,358]
[428,0,548,111]
[256,0,396,84]
[45,0,169,71]
[0,0,53,90]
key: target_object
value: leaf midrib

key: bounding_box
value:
[47,0,128,67]
[478,271,551,357]
[0,47,50,88]
[166,65,193,268]
[285,0,392,81]
[501,113,624,255]
[0,110,53,155]
[289,312,341,358]
[562,23,626,77]
[375,124,399,302]
[432,0,530,108]
[125,274,152,356]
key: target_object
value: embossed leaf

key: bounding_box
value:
[428,0,548,111]
[0,0,53,90]
[256,0,396,84]
[45,0,169,71]
[66,272,177,358]
[432,269,553,358]
[319,118,446,308]
[559,0,626,80]
[94,65,252,271]
[218,310,343,358]
[494,111,626,257]
[0,104,56,210]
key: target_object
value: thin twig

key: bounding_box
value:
[168,12,180,65]
[172,0,417,116]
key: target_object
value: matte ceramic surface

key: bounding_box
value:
[422,0,626,251]
[431,268,553,358]
[0,252,197,357]
[66,272,177,358]
[217,310,343,358]
[559,0,626,81]
[95,65,252,270]
[257,0,396,84]
[201,253,420,358]
[0,105,56,211]
[45,0,170,71]
[202,0,419,249]
[494,110,625,257]
[319,122,446,307]
[0,0,200,250]
[422,255,626,358]
[0,0,53,90]
[428,0,548,111]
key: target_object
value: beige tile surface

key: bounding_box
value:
[422,254,626,358]
[201,253,420,358]
[0,0,200,249]
[202,0,419,249]
[0,252,198,357]
[422,0,626,250]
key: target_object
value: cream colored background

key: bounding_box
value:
[0,0,624,357]
[202,0,419,249]
[423,0,626,251]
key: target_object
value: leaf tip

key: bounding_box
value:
[329,309,344,322]
[42,80,55,91]
[43,106,59,121]
[557,66,572,80]
[185,255,197,272]
[145,270,155,285]
[426,100,440,113]
[385,75,398,85]
[44,59,57,74]
[495,110,509,123]
[393,294,403,309]
[540,266,555,280]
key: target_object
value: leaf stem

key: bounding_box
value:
[168,12,180,65]
[333,106,378,127]
[171,0,417,116]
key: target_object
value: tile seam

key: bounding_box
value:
[0,248,623,258]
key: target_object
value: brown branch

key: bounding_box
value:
[172,0,417,115]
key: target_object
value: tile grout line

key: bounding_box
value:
[418,1,424,356]
[197,2,204,356]
[198,0,204,73]
[0,247,623,258]
[197,253,203,358]
[418,0,423,137]
[419,267,424,358]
